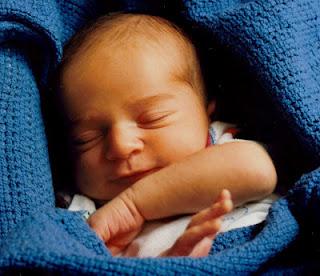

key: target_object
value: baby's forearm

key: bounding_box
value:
[122,141,277,221]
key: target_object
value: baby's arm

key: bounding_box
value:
[88,141,276,254]
[126,140,277,220]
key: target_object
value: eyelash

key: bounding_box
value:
[71,132,103,147]
[138,112,171,126]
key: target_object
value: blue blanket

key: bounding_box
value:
[0,0,319,274]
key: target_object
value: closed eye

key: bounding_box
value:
[137,111,174,128]
[71,131,103,147]
[73,137,98,146]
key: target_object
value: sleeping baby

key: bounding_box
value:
[57,13,277,257]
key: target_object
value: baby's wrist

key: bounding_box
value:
[119,187,145,224]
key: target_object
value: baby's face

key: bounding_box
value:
[62,44,209,201]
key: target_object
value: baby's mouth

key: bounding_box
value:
[111,168,160,185]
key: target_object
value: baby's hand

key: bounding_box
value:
[161,189,233,257]
[87,192,145,256]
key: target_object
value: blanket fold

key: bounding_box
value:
[0,0,319,274]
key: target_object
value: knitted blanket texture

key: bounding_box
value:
[0,0,319,274]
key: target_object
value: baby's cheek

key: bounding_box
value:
[152,132,206,165]
[74,151,103,192]
[74,161,93,193]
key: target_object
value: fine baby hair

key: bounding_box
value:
[59,13,206,105]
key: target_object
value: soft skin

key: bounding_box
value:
[61,28,277,256]
[62,44,210,201]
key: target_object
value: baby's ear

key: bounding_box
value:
[207,100,216,117]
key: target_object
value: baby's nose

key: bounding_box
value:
[105,124,144,161]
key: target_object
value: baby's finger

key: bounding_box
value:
[217,189,232,201]
[165,218,221,256]
[188,189,232,228]
[188,237,213,257]
[188,197,233,228]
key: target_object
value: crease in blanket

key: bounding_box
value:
[0,0,319,274]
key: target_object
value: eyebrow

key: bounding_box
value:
[68,114,101,128]
[68,93,176,127]
[125,93,176,110]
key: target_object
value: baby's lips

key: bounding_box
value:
[110,167,161,185]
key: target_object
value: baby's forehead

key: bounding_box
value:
[61,14,205,103]
[67,29,192,87]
